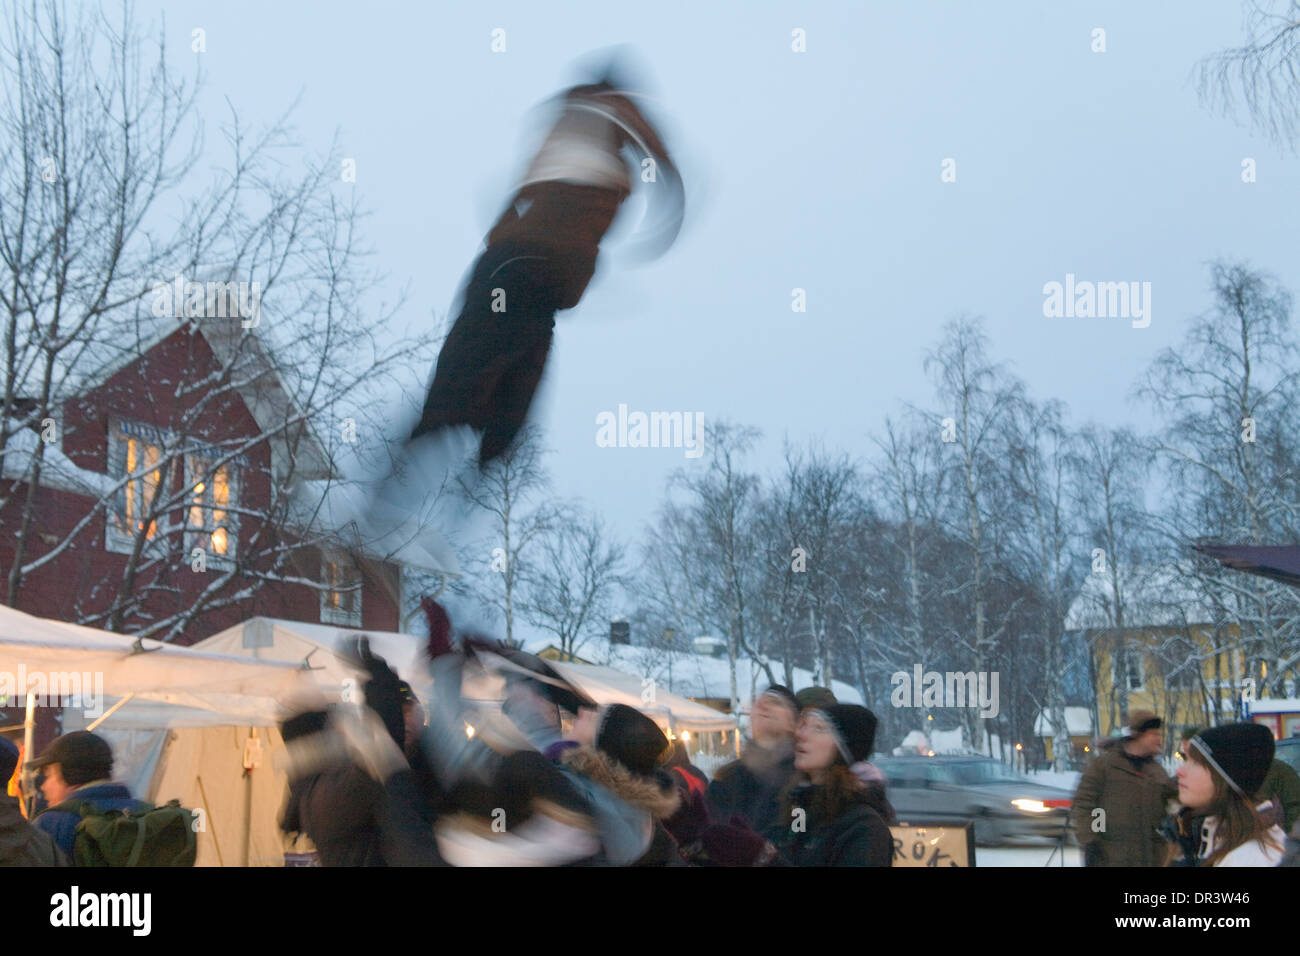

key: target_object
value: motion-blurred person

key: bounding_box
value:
[359,55,684,565]
[764,705,892,866]
[1072,711,1178,867]
[0,737,64,866]
[1165,723,1286,866]
[709,685,798,832]
[560,703,683,865]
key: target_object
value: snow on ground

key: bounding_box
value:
[977,845,1081,867]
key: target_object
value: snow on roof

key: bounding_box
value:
[1066,562,1219,631]
[1,422,118,498]
[1033,706,1096,737]
[535,640,864,709]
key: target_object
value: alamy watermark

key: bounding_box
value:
[152,273,261,328]
[595,404,704,459]
[890,664,999,718]
[0,665,104,718]
[1042,273,1150,328]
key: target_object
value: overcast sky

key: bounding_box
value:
[146,0,1299,557]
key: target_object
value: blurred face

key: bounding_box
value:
[40,763,71,805]
[571,706,600,746]
[1127,728,1163,758]
[794,713,839,778]
[1176,756,1215,809]
[751,695,796,747]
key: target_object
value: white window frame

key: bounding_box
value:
[320,552,363,627]
[1114,652,1145,692]
[183,452,240,569]
[106,420,170,558]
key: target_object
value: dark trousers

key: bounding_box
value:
[411,181,625,464]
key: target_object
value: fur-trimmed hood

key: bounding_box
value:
[561,745,681,820]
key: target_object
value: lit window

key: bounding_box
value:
[107,423,167,555]
[185,454,239,564]
[321,554,362,626]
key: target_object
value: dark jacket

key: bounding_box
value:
[1072,740,1178,866]
[281,763,389,867]
[1257,759,1300,833]
[559,745,684,866]
[708,740,796,834]
[34,783,146,861]
[764,782,893,867]
[1,794,65,866]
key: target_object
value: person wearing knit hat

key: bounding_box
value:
[556,703,683,865]
[1166,722,1287,866]
[795,686,837,712]
[761,704,892,866]
[0,737,64,866]
[708,685,799,833]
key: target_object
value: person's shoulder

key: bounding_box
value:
[1215,829,1287,867]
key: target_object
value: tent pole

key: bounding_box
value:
[84,692,135,732]
[20,693,36,816]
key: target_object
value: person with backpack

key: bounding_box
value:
[29,731,195,866]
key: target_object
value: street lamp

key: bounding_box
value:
[664,628,676,691]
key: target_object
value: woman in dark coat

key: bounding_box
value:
[765,705,893,867]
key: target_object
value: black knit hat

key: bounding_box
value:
[796,686,838,712]
[595,703,670,777]
[0,736,18,782]
[1190,723,1275,798]
[808,705,877,766]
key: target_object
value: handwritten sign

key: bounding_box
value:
[889,821,976,867]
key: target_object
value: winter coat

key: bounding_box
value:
[559,745,684,866]
[1072,741,1178,866]
[708,739,796,834]
[763,782,893,867]
[1256,759,1300,833]
[33,782,147,861]
[0,794,65,866]
[1181,813,1288,867]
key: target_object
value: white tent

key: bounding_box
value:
[0,604,318,867]
[549,661,737,734]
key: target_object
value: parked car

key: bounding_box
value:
[874,754,1075,846]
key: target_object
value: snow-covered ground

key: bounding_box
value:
[977,845,1081,867]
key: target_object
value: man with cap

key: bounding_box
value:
[28,731,148,861]
[708,685,799,833]
[1072,710,1178,866]
[1,737,64,866]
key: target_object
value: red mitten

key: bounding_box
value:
[421,597,454,660]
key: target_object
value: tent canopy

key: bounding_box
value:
[549,661,737,733]
[0,603,309,719]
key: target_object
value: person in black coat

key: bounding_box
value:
[764,705,893,867]
[708,686,798,833]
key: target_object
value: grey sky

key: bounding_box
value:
[150,0,1298,554]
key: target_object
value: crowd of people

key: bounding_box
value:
[1071,711,1300,867]
[6,610,1300,867]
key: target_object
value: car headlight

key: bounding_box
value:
[1010,798,1052,813]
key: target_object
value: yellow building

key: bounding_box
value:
[1063,564,1280,753]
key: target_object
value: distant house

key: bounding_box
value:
[0,319,449,644]
[1066,562,1248,742]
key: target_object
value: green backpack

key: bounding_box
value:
[48,798,197,867]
